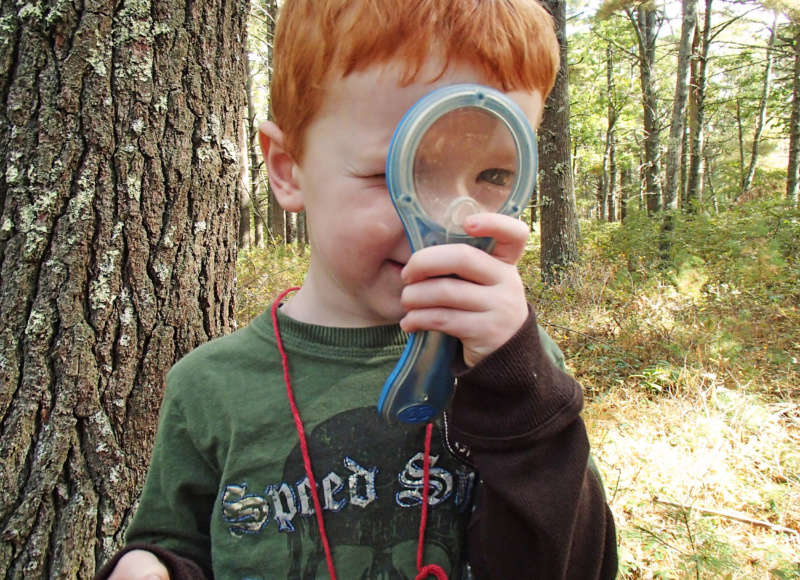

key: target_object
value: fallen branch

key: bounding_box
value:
[653,496,799,536]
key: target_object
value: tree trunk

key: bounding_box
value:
[268,188,286,242]
[596,176,606,221]
[679,116,690,207]
[620,163,632,222]
[740,16,777,199]
[686,0,713,211]
[240,72,253,251]
[664,0,697,210]
[0,0,246,576]
[297,211,308,247]
[629,6,663,214]
[252,0,278,247]
[539,0,579,285]
[787,23,800,207]
[606,45,617,222]
[241,55,256,251]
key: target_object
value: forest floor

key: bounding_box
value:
[236,197,800,579]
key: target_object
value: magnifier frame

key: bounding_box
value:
[379,83,538,424]
[386,83,538,251]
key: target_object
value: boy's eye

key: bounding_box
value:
[476,168,514,187]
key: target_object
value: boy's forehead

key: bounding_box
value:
[314,58,544,138]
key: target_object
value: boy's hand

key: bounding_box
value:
[400,212,530,367]
[107,549,170,580]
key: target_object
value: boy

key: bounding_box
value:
[101,0,617,578]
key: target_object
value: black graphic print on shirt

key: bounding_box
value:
[220,407,474,579]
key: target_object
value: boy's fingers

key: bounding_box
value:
[402,243,515,286]
[400,307,485,338]
[401,276,488,312]
[461,212,530,264]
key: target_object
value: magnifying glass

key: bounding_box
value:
[377,83,538,423]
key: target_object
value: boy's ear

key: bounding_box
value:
[258,121,305,212]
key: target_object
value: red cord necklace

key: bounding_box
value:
[271,287,447,580]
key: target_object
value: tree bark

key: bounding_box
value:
[539,0,579,285]
[241,55,256,251]
[251,0,278,247]
[686,0,713,211]
[628,6,663,214]
[664,0,697,210]
[0,0,246,576]
[606,44,617,222]
[786,23,800,207]
[739,16,777,199]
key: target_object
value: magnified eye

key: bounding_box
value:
[476,168,514,187]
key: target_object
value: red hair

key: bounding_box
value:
[272,0,560,161]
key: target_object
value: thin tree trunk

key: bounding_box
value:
[596,176,606,221]
[628,6,663,214]
[607,46,617,222]
[253,0,279,246]
[787,24,800,207]
[602,44,617,222]
[244,55,259,249]
[539,0,579,284]
[664,0,697,210]
[740,16,777,199]
[621,163,632,222]
[687,0,713,211]
[0,0,245,576]
[240,65,254,251]
[679,116,690,207]
[297,211,308,247]
[736,98,746,195]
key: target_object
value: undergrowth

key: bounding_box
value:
[236,196,800,579]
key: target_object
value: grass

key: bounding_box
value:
[236,197,800,579]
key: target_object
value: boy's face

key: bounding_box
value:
[286,59,544,327]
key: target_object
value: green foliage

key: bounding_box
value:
[523,192,799,578]
[236,242,309,324]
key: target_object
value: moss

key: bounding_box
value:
[24,308,50,340]
[18,3,44,21]
[89,223,123,312]
[86,41,109,77]
[220,139,238,163]
[1,216,13,236]
[130,118,145,134]
[126,173,141,201]
[6,163,19,184]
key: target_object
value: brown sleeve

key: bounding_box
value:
[94,544,210,580]
[447,307,618,579]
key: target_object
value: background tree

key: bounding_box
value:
[738,13,778,199]
[540,0,580,284]
[787,22,800,205]
[627,4,664,213]
[0,0,246,576]
[663,0,698,209]
[247,0,282,246]
[602,43,619,221]
[686,0,714,210]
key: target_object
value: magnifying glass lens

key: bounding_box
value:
[412,107,517,234]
